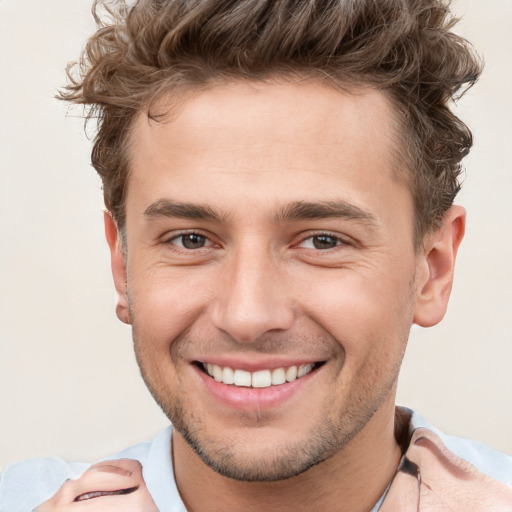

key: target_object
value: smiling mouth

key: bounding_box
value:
[197,361,325,388]
[74,486,139,502]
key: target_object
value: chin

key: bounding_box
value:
[179,427,338,481]
[169,402,373,482]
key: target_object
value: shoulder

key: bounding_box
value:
[0,457,89,512]
[401,406,512,485]
[0,426,175,512]
[378,407,512,511]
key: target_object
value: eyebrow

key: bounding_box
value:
[144,199,227,222]
[143,198,377,226]
[273,200,378,225]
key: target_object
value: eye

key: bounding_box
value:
[299,234,343,250]
[169,233,213,250]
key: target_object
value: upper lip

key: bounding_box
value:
[193,357,325,372]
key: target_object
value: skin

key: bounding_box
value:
[35,459,158,512]
[105,80,465,512]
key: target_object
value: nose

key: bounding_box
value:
[210,246,295,343]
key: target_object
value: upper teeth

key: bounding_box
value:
[203,363,314,388]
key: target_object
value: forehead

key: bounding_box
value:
[126,80,410,227]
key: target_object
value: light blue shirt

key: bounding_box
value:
[1,408,511,512]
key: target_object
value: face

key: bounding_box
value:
[113,81,421,481]
[35,459,158,512]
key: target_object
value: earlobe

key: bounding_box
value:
[413,206,466,327]
[104,212,132,325]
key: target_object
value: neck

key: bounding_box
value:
[172,401,402,512]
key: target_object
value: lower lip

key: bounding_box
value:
[194,365,318,411]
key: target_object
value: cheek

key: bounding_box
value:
[296,266,414,359]
[128,266,215,344]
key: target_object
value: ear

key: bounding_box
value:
[413,205,466,327]
[104,212,131,324]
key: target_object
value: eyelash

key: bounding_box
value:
[165,231,215,251]
[295,232,348,252]
[163,230,348,253]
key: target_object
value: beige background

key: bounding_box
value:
[0,0,510,470]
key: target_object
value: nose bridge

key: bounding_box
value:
[212,240,294,343]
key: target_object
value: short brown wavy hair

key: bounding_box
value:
[60,0,482,247]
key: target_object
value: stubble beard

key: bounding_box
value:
[127,270,415,482]
[132,327,407,483]
[170,399,368,482]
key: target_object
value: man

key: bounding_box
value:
[1,0,511,510]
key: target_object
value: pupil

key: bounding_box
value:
[313,235,337,250]
[182,234,205,249]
